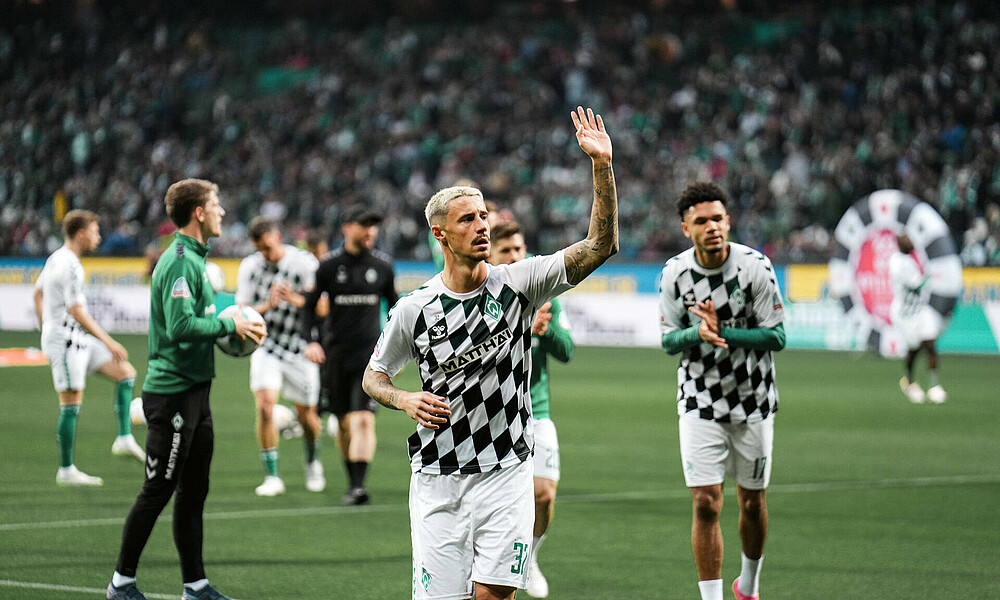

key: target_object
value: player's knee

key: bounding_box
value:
[739,491,766,519]
[692,490,722,522]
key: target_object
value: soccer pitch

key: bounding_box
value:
[1,331,998,599]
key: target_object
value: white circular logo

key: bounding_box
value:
[828,189,961,356]
[365,268,378,284]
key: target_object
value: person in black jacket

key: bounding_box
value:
[303,205,398,505]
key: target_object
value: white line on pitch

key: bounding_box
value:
[1,473,998,533]
[0,579,175,599]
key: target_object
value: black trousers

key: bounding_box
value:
[115,381,214,583]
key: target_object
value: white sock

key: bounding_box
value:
[184,578,209,591]
[739,553,762,596]
[111,572,136,588]
[532,534,546,565]
[698,579,723,600]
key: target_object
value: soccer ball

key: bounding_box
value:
[205,261,226,292]
[215,304,265,357]
[272,403,304,439]
[130,397,146,426]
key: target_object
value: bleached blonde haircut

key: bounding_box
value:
[425,186,484,227]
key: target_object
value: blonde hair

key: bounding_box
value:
[425,186,484,227]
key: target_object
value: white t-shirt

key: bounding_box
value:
[38,246,88,349]
[888,252,928,320]
[370,251,573,475]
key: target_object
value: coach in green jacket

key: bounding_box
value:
[108,179,266,600]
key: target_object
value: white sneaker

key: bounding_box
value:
[56,465,104,486]
[111,435,146,463]
[900,377,925,404]
[305,460,326,492]
[927,385,947,404]
[255,475,286,497]
[526,560,549,598]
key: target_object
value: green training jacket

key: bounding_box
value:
[143,233,235,394]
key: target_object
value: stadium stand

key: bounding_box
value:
[1,2,999,265]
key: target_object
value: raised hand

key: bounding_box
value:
[689,300,727,348]
[571,106,612,162]
[532,302,553,336]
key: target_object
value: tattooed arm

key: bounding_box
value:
[564,106,619,285]
[362,365,451,429]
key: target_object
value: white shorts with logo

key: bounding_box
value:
[891,306,942,351]
[531,418,560,482]
[249,349,320,406]
[678,413,774,490]
[42,333,112,392]
[410,459,534,599]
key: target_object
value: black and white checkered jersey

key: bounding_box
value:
[236,244,318,360]
[658,243,784,424]
[369,251,573,475]
[37,246,88,350]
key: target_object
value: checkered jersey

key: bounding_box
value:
[236,245,318,359]
[658,243,784,424]
[38,246,88,351]
[370,251,573,475]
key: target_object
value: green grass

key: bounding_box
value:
[1,331,998,599]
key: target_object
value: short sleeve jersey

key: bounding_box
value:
[658,243,784,424]
[236,245,318,360]
[888,252,927,319]
[39,246,88,349]
[369,251,573,475]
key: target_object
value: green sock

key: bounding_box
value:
[114,378,134,437]
[929,369,939,387]
[261,448,279,477]
[57,404,80,468]
[304,439,319,464]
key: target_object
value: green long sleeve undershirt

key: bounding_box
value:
[662,323,785,355]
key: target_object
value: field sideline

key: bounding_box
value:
[1,331,998,599]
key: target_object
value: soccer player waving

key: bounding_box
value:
[658,182,786,600]
[363,106,617,600]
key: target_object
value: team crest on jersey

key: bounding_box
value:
[171,276,191,299]
[484,295,503,320]
[428,320,448,344]
[365,268,378,284]
[730,288,746,312]
[682,291,696,308]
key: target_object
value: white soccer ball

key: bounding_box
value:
[215,304,265,357]
[130,397,146,426]
[272,403,304,439]
[326,413,339,439]
[205,261,226,293]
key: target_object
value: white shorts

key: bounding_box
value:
[43,333,112,392]
[410,459,534,599]
[249,350,320,406]
[892,306,942,351]
[678,413,774,490]
[531,418,560,482]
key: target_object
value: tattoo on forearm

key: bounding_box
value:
[565,162,619,284]
[364,369,402,410]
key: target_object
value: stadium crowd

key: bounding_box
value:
[1,2,1000,265]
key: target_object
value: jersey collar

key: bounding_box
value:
[174,232,211,258]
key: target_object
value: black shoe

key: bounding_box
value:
[182,584,240,600]
[342,486,370,505]
[107,583,147,600]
